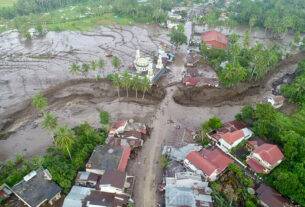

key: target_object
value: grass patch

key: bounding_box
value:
[0,3,134,34]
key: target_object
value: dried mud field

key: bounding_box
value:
[0,25,169,121]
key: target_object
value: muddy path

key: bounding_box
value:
[173,52,305,107]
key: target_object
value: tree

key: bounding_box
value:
[35,24,44,36]
[97,58,105,76]
[54,126,75,161]
[81,63,90,77]
[90,60,97,71]
[69,63,80,75]
[122,71,132,97]
[219,63,247,87]
[236,105,254,125]
[42,112,58,132]
[112,73,121,97]
[24,31,31,41]
[99,111,109,126]
[32,92,48,112]
[140,76,150,99]
[112,56,121,71]
[169,24,187,49]
[132,75,141,99]
[243,30,250,49]
[249,16,257,33]
[160,155,170,169]
[206,117,222,130]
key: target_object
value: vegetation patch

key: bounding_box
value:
[200,34,282,87]
[211,163,257,207]
[237,61,305,206]
[0,0,15,8]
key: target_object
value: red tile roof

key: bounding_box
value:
[221,129,245,145]
[201,148,234,173]
[186,148,233,176]
[253,144,284,166]
[212,121,248,143]
[246,158,266,174]
[186,151,217,176]
[202,31,228,49]
[117,147,131,172]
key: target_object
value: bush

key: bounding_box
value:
[99,111,110,125]
[0,156,42,187]
[202,116,222,132]
[160,155,170,169]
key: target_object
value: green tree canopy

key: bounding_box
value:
[32,92,48,112]
[169,24,187,48]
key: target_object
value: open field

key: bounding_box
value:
[0,0,15,7]
[0,3,134,33]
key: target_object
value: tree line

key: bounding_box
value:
[108,71,151,99]
[0,0,179,24]
[228,0,305,38]
[0,0,90,19]
[69,56,122,78]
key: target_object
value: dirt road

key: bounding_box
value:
[130,49,244,206]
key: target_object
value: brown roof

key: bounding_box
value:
[99,170,126,189]
[202,30,228,49]
[253,144,284,166]
[256,184,293,207]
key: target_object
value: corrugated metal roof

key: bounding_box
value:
[62,186,91,207]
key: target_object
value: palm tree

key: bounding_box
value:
[249,16,257,33]
[81,63,90,77]
[141,77,150,100]
[90,60,97,71]
[97,58,105,76]
[32,92,48,112]
[69,63,80,75]
[112,73,121,97]
[112,56,121,71]
[122,71,132,97]
[132,75,141,99]
[42,112,58,132]
[55,125,75,161]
